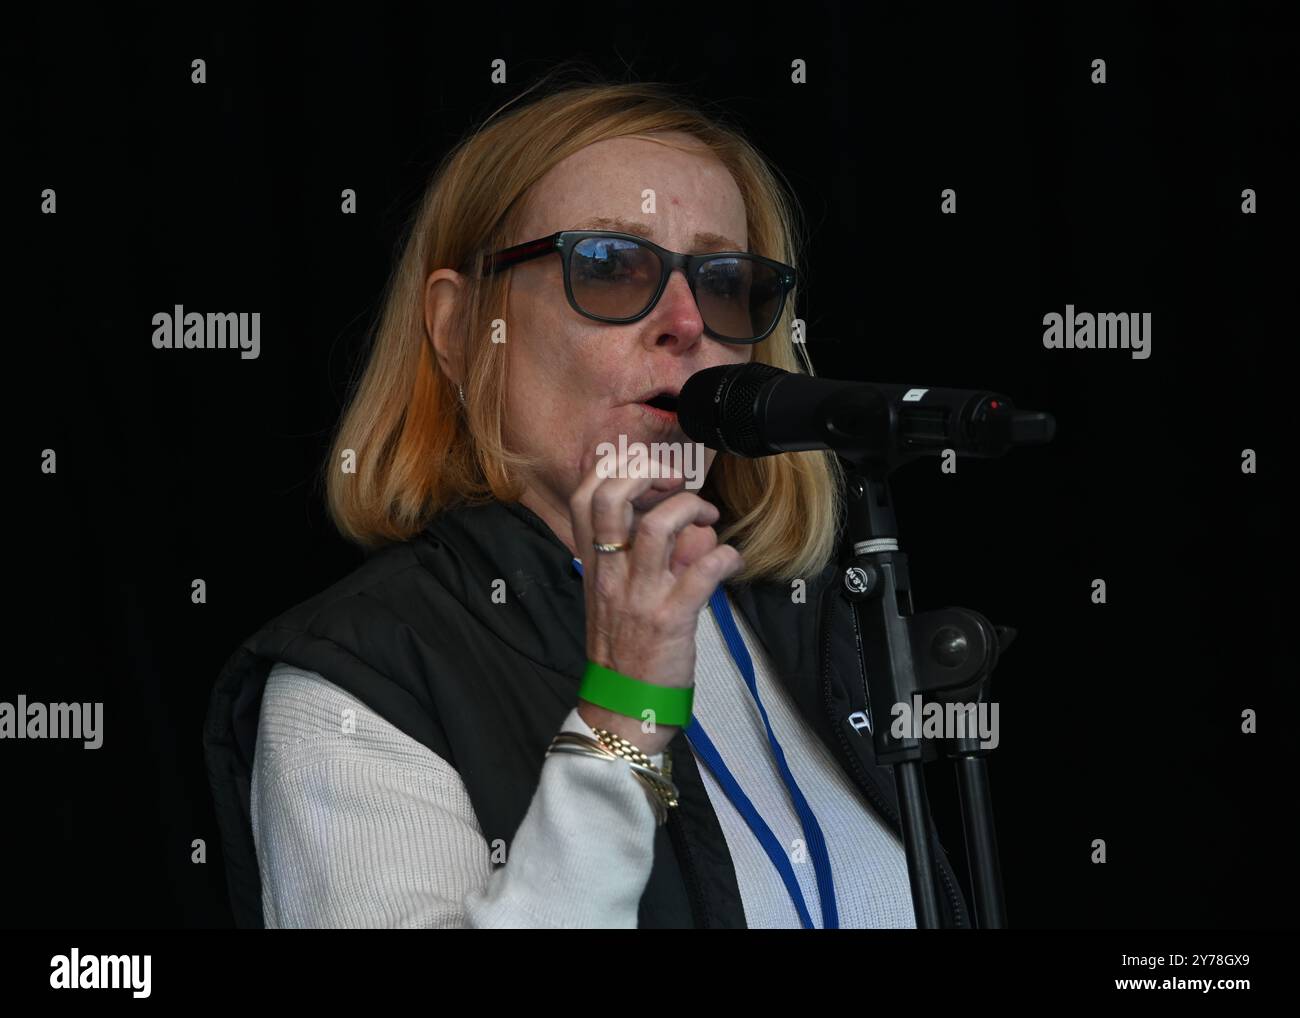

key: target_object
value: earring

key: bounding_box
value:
[457,382,466,406]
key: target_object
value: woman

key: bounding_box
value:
[204,77,970,929]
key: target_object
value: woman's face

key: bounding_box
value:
[501,132,754,549]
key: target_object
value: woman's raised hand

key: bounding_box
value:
[569,447,744,755]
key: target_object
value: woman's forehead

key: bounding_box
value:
[521,135,747,246]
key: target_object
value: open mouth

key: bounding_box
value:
[642,393,679,414]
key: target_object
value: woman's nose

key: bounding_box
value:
[647,270,706,346]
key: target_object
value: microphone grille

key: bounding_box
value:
[680,362,786,456]
[723,363,782,456]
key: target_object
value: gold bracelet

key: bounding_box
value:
[545,732,673,825]
[588,727,654,768]
[590,727,679,823]
[590,728,676,795]
[545,731,680,825]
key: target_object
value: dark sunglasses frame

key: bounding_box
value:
[475,230,797,344]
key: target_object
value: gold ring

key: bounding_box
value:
[593,540,632,553]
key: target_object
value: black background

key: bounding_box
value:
[13,0,1296,929]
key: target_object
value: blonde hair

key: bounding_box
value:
[324,69,846,584]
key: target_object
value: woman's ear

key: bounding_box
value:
[423,268,464,382]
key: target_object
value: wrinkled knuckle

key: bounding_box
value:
[637,513,670,542]
[591,486,620,515]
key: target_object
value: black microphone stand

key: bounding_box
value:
[839,463,1013,929]
[679,365,1052,927]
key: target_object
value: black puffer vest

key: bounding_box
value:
[203,499,970,928]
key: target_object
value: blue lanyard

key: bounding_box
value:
[571,557,838,929]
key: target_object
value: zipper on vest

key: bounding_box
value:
[819,585,967,928]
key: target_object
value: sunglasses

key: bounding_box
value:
[476,230,797,344]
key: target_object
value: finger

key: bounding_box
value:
[669,544,745,614]
[569,443,629,566]
[625,492,720,581]
[668,522,720,578]
[587,470,666,548]
[569,444,659,556]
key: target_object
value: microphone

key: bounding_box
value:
[677,363,1055,464]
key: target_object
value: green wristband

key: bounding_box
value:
[578,661,694,728]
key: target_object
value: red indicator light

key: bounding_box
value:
[990,400,1000,409]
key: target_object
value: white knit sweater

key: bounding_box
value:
[250,591,916,928]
